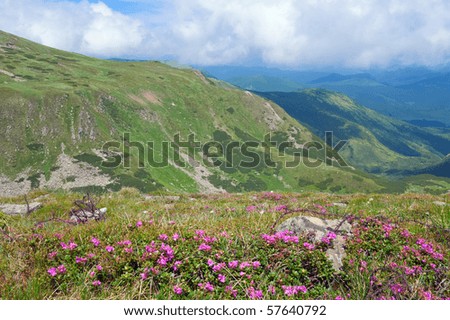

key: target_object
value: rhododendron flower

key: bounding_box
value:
[92,280,101,286]
[47,267,57,277]
[68,241,78,250]
[247,287,263,300]
[268,285,276,295]
[274,205,288,212]
[303,242,315,250]
[390,284,404,294]
[195,230,206,237]
[159,234,168,241]
[57,265,66,274]
[198,243,211,251]
[105,246,115,253]
[173,286,183,295]
[213,263,226,272]
[282,285,307,296]
[173,261,182,271]
[226,285,238,298]
[199,282,214,292]
[218,274,226,283]
[75,256,87,264]
[401,229,411,238]
[91,237,100,247]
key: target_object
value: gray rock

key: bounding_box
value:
[0,202,42,215]
[144,195,181,201]
[332,202,348,208]
[276,216,352,271]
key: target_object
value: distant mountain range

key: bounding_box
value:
[201,66,450,126]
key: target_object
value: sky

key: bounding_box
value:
[1,0,450,69]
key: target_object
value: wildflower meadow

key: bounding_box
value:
[0,189,448,300]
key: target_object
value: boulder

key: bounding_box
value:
[276,216,352,271]
[0,202,42,215]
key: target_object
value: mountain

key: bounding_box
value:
[257,89,450,174]
[202,66,450,126]
[0,30,388,196]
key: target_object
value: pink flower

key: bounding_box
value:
[218,274,226,283]
[172,233,180,241]
[274,205,288,212]
[57,264,66,274]
[60,242,69,250]
[105,245,115,253]
[199,282,214,292]
[195,230,206,237]
[92,280,101,286]
[252,261,261,269]
[47,267,57,277]
[159,234,168,241]
[390,284,404,294]
[228,260,239,269]
[124,247,133,253]
[239,261,252,269]
[157,256,168,266]
[335,295,344,300]
[140,272,148,280]
[303,242,315,250]
[117,240,132,246]
[246,205,257,212]
[68,241,78,250]
[48,251,58,260]
[212,263,225,272]
[96,265,103,271]
[401,229,411,238]
[226,285,238,298]
[282,285,307,296]
[173,260,182,271]
[173,285,183,295]
[422,291,433,300]
[168,220,176,225]
[75,256,87,264]
[91,237,100,247]
[136,220,143,228]
[207,259,215,267]
[198,243,211,251]
[360,260,367,272]
[247,287,263,300]
[268,285,276,295]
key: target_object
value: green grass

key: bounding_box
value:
[0,189,448,299]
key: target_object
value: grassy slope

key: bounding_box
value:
[0,189,448,299]
[0,30,383,194]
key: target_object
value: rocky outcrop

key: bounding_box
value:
[276,216,352,271]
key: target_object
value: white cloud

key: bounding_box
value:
[1,0,450,68]
[0,0,146,57]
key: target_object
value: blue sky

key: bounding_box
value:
[1,0,450,69]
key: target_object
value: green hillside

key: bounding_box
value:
[258,89,450,174]
[0,30,387,196]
